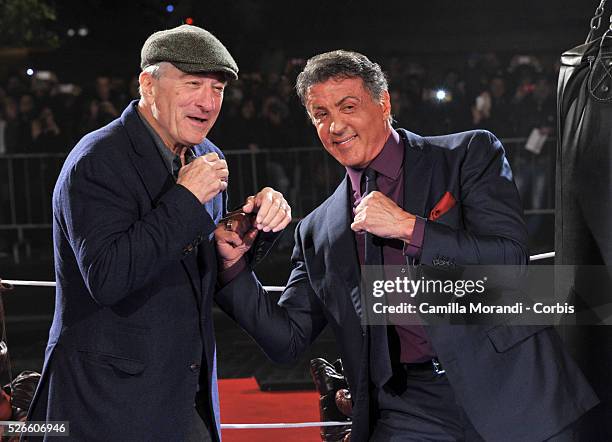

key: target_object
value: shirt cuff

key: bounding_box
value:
[403,216,426,259]
[218,257,247,287]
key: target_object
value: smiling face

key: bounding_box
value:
[138,63,226,150]
[305,76,391,168]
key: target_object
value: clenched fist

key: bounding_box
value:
[177,152,228,204]
[351,191,416,242]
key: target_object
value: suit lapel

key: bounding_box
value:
[325,176,362,319]
[122,103,173,204]
[399,129,434,218]
[122,101,203,301]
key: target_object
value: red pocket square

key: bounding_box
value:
[429,192,456,221]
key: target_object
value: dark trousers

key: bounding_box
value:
[370,369,483,442]
[370,369,579,442]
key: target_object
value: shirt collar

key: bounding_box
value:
[346,128,404,194]
[136,106,178,176]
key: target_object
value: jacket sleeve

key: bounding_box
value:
[57,152,216,306]
[214,223,327,364]
[420,131,529,268]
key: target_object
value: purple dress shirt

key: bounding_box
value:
[347,128,435,363]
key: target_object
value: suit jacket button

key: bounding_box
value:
[189,363,200,373]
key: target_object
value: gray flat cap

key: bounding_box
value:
[141,25,238,80]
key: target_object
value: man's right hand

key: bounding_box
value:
[177,152,228,203]
[215,212,259,270]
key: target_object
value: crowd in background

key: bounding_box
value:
[0,51,560,261]
[0,52,557,155]
[0,51,558,248]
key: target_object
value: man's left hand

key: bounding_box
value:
[242,187,292,232]
[351,191,416,242]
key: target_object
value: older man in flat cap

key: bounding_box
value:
[26,25,291,441]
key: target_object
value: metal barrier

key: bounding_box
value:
[501,137,556,217]
[0,153,67,263]
[0,137,555,262]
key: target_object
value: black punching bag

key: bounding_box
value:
[556,1,612,438]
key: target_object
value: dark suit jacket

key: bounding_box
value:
[27,102,227,441]
[216,129,598,442]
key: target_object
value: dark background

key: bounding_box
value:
[3,1,596,78]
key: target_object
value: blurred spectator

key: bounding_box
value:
[93,76,114,104]
[514,75,556,135]
[395,74,427,133]
[513,74,556,204]
[51,84,82,148]
[5,75,27,99]
[509,55,543,77]
[0,98,20,153]
[79,98,119,138]
[110,77,129,109]
[128,76,140,100]
[481,53,503,78]
[472,74,514,137]
[30,71,58,110]
[259,96,292,196]
[13,94,37,151]
[31,107,65,153]
[260,96,293,149]
[464,53,491,104]
[77,76,121,137]
[236,98,263,150]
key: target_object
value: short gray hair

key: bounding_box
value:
[295,50,389,105]
[138,62,169,97]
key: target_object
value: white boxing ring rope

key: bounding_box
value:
[529,251,555,261]
[1,251,554,430]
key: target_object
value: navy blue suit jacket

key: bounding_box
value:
[216,129,598,442]
[28,102,227,441]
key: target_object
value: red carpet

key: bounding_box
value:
[218,377,321,442]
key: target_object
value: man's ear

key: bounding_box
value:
[138,71,154,100]
[380,90,391,122]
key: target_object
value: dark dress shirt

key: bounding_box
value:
[346,128,434,363]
